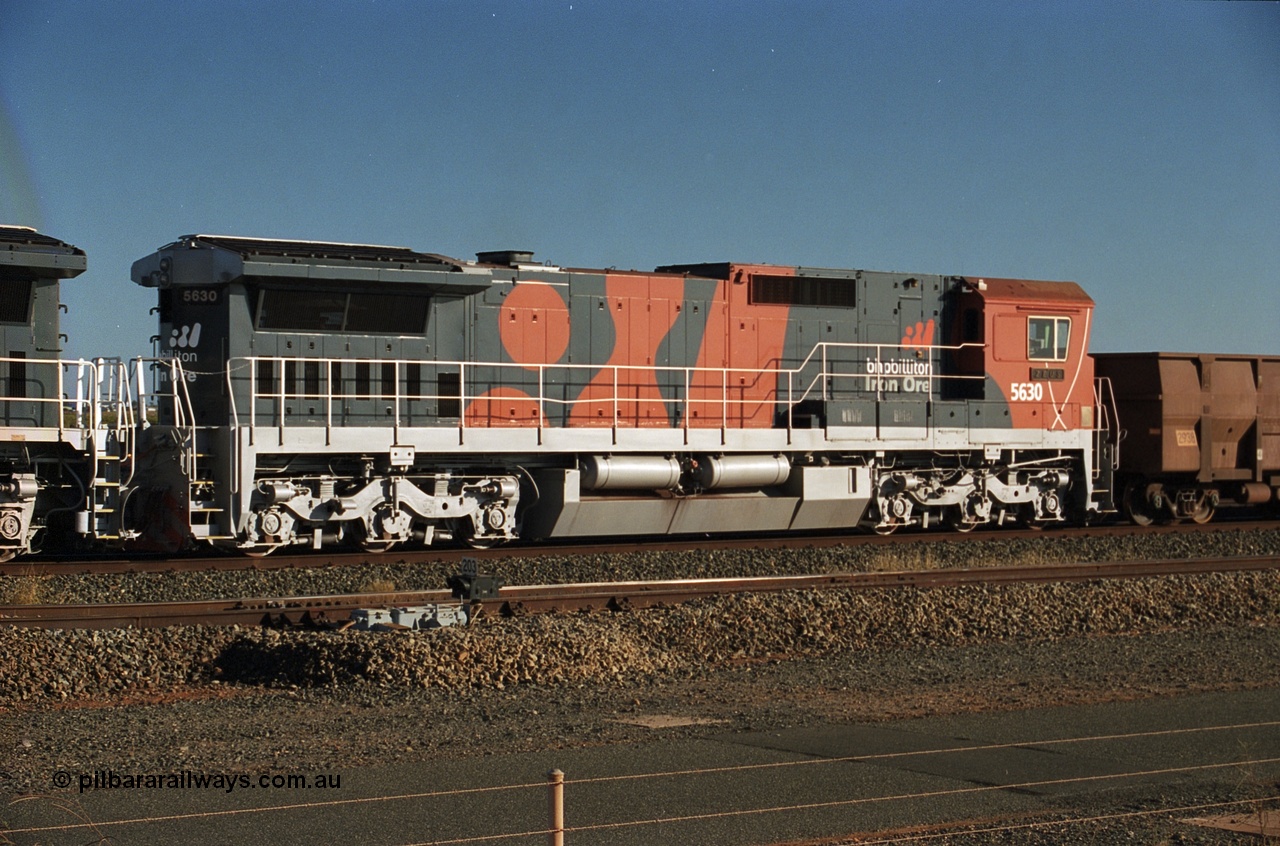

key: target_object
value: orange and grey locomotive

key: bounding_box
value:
[122,235,1114,554]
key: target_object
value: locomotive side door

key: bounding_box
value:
[862,273,928,441]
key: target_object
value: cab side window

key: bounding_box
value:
[1028,316,1070,361]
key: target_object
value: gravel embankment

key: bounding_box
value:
[2,569,1277,704]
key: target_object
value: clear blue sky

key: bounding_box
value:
[3,0,1277,361]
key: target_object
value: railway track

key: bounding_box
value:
[4,553,1277,630]
[3,518,1277,577]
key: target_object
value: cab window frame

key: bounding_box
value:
[1027,315,1071,362]
[251,285,430,335]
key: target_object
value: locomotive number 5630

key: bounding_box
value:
[1010,382,1045,402]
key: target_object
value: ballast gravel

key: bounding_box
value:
[2,570,1278,703]
[9,526,1280,605]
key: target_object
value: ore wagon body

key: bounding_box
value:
[1094,352,1280,523]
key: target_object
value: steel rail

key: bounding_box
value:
[3,519,1277,577]
[2,554,1277,631]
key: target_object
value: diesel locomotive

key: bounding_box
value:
[0,226,135,561]
[122,234,1106,554]
[1,227,1276,560]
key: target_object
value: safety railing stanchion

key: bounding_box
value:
[394,359,402,443]
[683,369,690,445]
[458,362,467,445]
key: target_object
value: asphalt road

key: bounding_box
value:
[7,688,1279,845]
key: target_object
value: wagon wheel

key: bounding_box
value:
[871,522,899,536]
[1189,499,1216,525]
[1122,483,1155,527]
[242,545,281,559]
[0,549,15,564]
[464,536,508,550]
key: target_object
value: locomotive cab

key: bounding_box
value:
[962,277,1096,434]
[130,235,518,553]
[131,235,489,427]
[1,226,86,428]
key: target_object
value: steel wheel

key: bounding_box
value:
[1190,500,1216,525]
[1123,483,1155,527]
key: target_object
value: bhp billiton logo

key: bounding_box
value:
[169,323,202,349]
[901,319,934,350]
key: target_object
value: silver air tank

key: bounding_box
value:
[692,455,791,489]
[580,456,682,491]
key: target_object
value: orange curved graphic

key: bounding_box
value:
[687,265,791,428]
[499,281,571,368]
[569,273,685,428]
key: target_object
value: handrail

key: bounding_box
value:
[220,339,996,433]
[0,355,117,434]
[1093,375,1121,472]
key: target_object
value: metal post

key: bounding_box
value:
[393,358,402,444]
[547,768,565,846]
[325,357,333,446]
[458,361,467,446]
[683,367,690,446]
